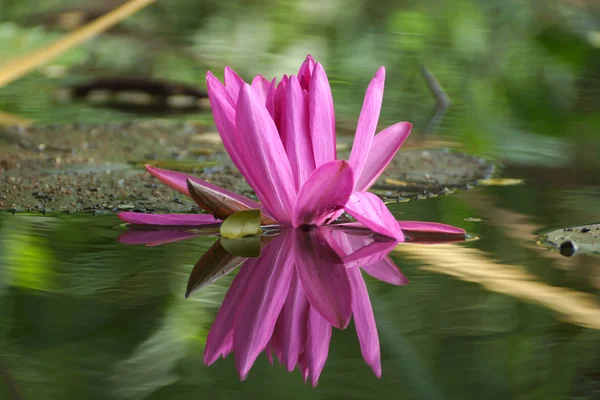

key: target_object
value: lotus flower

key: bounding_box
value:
[201,226,407,385]
[118,55,465,240]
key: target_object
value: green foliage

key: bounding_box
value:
[219,209,262,239]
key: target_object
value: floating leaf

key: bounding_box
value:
[364,148,497,198]
[221,236,261,257]
[539,223,600,256]
[219,209,262,239]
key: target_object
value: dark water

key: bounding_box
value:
[1,167,599,399]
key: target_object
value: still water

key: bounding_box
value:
[1,169,599,399]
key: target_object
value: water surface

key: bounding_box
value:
[1,166,599,399]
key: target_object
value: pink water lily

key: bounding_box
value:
[203,227,407,385]
[118,55,465,240]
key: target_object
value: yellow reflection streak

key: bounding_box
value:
[0,0,155,88]
[398,244,600,330]
[461,191,586,271]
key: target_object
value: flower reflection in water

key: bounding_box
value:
[119,225,464,386]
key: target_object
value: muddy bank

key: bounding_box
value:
[0,121,495,214]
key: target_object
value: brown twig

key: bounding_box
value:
[0,0,155,88]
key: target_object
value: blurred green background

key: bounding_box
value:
[1,0,599,160]
[0,0,599,399]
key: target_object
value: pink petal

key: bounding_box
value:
[349,67,385,181]
[293,228,352,329]
[208,72,281,203]
[298,352,309,383]
[221,343,233,360]
[327,227,396,260]
[309,63,336,167]
[305,307,332,387]
[355,122,412,191]
[273,75,288,143]
[292,160,353,227]
[270,335,284,366]
[204,259,256,366]
[397,221,465,235]
[117,212,219,226]
[274,272,309,372]
[344,192,404,240]
[265,343,274,366]
[206,72,246,170]
[266,77,276,119]
[251,75,274,114]
[145,165,273,218]
[117,229,200,246]
[234,233,295,380]
[236,84,297,225]
[224,66,245,102]
[285,75,315,190]
[398,221,466,243]
[298,54,315,90]
[343,239,398,268]
[361,257,408,286]
[347,267,381,378]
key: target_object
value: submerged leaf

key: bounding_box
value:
[220,209,262,239]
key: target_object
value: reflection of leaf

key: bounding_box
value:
[185,239,245,298]
[219,209,262,239]
[221,236,261,257]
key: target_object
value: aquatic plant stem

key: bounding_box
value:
[420,64,450,136]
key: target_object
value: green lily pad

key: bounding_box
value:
[370,149,497,198]
[219,209,262,239]
[1,122,498,214]
[0,121,231,214]
[539,224,600,256]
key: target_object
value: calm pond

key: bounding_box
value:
[1,168,599,399]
